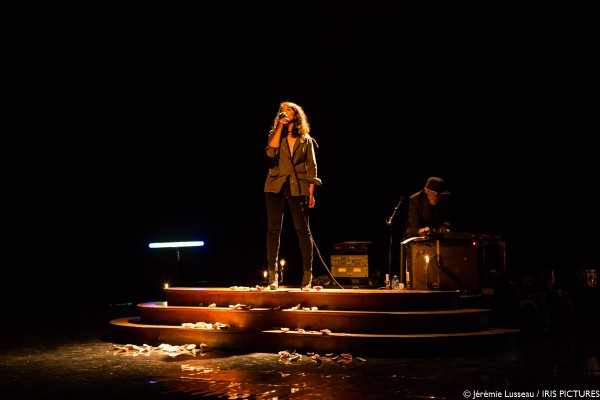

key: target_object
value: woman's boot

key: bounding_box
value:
[301,270,312,290]
[268,269,279,290]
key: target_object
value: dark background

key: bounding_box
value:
[3,2,598,311]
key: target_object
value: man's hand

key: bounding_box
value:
[418,227,430,236]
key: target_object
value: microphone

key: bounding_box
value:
[279,112,288,120]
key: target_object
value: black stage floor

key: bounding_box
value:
[1,303,599,400]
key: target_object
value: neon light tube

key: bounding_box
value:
[148,241,204,248]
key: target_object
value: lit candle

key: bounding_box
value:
[425,255,429,270]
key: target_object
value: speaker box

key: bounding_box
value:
[409,241,480,292]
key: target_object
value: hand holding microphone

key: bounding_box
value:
[279,112,290,124]
[278,112,290,129]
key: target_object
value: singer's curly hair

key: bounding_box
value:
[271,101,311,138]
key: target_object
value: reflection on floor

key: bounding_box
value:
[1,290,599,400]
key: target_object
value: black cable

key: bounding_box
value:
[285,136,345,289]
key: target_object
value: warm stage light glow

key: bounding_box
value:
[149,241,204,248]
[164,283,169,289]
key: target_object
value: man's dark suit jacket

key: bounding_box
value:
[404,189,452,238]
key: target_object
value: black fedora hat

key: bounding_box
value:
[425,176,449,194]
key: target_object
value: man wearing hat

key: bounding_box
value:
[404,176,453,238]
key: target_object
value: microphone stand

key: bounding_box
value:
[386,196,404,285]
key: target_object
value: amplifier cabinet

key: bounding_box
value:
[409,240,479,292]
[331,255,369,278]
[402,236,505,293]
